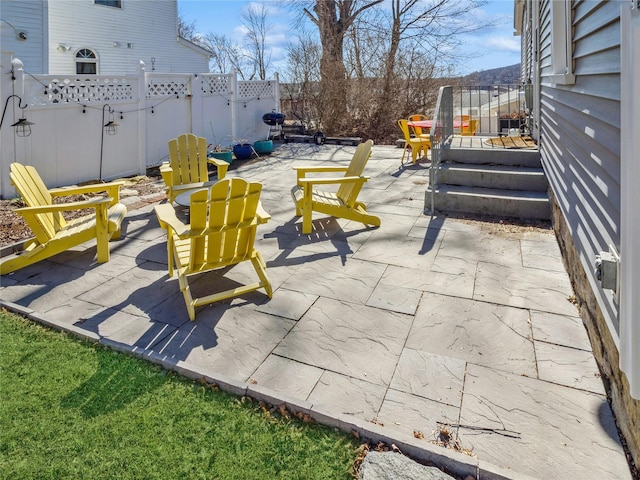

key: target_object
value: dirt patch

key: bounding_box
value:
[440,212,554,238]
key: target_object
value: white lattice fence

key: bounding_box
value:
[146,74,191,98]
[24,76,138,105]
[200,74,232,96]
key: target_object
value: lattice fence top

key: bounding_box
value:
[146,75,191,98]
[201,74,232,95]
[238,81,275,99]
[31,77,135,105]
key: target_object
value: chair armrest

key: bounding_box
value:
[50,182,124,205]
[297,176,369,186]
[154,203,188,236]
[293,165,349,175]
[207,158,228,168]
[160,162,173,186]
[294,166,350,183]
[49,181,124,196]
[256,202,271,224]
[15,197,112,215]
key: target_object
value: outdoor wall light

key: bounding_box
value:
[104,119,119,135]
[11,118,35,137]
[0,94,35,137]
[103,105,119,135]
[100,104,118,181]
[57,43,71,53]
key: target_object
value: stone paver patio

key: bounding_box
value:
[0,143,633,479]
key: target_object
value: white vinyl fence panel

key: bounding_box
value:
[0,55,280,198]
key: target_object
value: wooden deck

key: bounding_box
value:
[448,134,538,150]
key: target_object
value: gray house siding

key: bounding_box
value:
[537,0,621,334]
[518,1,639,468]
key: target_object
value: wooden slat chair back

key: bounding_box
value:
[290,139,380,234]
[161,133,229,203]
[0,163,127,274]
[154,177,272,320]
[398,119,431,165]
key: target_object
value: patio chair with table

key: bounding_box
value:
[154,177,272,320]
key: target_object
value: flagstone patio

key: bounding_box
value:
[0,142,633,480]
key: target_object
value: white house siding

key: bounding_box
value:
[47,0,209,74]
[538,0,621,336]
[0,0,48,74]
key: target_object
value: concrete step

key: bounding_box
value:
[438,163,549,192]
[442,147,541,168]
[425,185,550,220]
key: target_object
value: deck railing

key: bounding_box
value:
[426,83,532,213]
[428,86,453,214]
[452,84,530,136]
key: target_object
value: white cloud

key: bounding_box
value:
[482,35,521,53]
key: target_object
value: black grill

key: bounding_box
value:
[262,112,285,126]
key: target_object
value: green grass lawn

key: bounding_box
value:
[0,310,361,479]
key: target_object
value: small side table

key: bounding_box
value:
[174,188,206,207]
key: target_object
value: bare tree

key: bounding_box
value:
[301,0,383,133]
[283,32,322,126]
[204,33,245,75]
[177,11,197,40]
[241,3,272,80]
[368,0,490,139]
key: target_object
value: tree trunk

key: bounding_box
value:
[314,1,348,134]
[371,2,402,138]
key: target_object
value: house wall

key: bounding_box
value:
[0,0,48,74]
[519,0,639,470]
[538,0,620,336]
[47,0,208,74]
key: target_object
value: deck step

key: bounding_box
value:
[438,163,548,191]
[442,147,541,168]
[426,185,550,220]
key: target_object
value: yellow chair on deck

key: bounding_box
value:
[0,163,127,275]
[408,114,431,141]
[461,119,478,136]
[160,133,230,203]
[154,177,272,320]
[398,119,431,165]
[291,139,380,235]
[453,115,470,135]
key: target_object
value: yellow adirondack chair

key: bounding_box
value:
[154,177,272,320]
[0,163,127,275]
[160,133,230,203]
[290,139,380,234]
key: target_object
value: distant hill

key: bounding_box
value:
[461,64,521,85]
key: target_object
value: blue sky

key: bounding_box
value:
[178,0,520,77]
